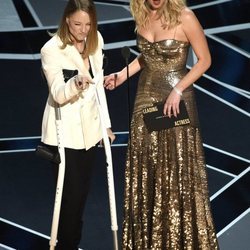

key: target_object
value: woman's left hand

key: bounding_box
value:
[107,128,116,144]
[163,90,181,117]
[99,128,116,146]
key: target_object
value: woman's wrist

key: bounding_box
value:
[117,69,127,86]
[173,86,182,96]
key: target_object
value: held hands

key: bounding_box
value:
[74,75,93,91]
[164,87,183,118]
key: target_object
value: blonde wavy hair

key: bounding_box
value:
[56,0,98,58]
[130,0,186,30]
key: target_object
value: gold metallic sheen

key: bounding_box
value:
[122,35,219,250]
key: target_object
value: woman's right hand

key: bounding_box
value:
[74,75,93,91]
[104,72,123,90]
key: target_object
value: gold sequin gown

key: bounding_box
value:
[122,34,219,250]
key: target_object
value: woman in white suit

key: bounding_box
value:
[40,0,115,249]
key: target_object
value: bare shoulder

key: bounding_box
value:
[180,7,203,35]
[180,7,198,24]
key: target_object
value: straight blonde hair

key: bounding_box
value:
[56,0,98,58]
[130,0,186,30]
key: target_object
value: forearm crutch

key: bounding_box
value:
[49,103,66,250]
[94,76,119,250]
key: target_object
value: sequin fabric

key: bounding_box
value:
[122,34,219,250]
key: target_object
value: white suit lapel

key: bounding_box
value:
[89,51,104,79]
[89,55,96,77]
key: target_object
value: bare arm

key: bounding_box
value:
[164,8,211,117]
[176,8,211,92]
[104,54,144,90]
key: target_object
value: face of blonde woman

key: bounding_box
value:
[66,10,91,42]
[146,0,166,10]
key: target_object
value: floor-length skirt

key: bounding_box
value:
[122,90,219,250]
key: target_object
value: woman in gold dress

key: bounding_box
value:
[105,0,219,249]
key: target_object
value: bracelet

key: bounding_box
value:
[173,86,182,96]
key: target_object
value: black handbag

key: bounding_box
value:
[143,100,190,132]
[35,144,61,164]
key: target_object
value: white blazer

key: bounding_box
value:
[40,32,111,150]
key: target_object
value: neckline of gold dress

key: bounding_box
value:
[137,33,189,45]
